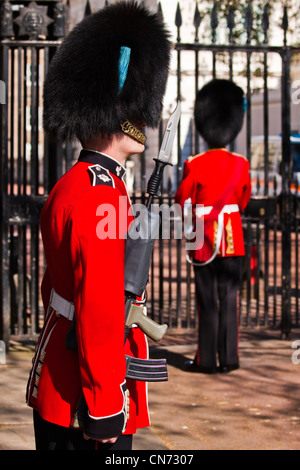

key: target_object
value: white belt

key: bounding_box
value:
[187,203,240,267]
[49,289,138,327]
[49,289,74,321]
[195,203,239,218]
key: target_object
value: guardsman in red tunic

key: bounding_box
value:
[175,79,251,374]
[26,2,170,450]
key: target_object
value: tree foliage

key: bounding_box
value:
[198,0,299,45]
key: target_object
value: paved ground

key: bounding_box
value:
[1,328,300,451]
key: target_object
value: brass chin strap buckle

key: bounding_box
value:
[121,120,147,145]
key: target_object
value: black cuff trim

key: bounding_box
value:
[84,382,127,440]
[84,411,125,440]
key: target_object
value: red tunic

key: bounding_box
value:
[26,149,150,438]
[175,149,251,263]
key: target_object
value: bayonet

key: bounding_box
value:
[124,102,181,341]
[146,102,181,207]
[158,101,181,163]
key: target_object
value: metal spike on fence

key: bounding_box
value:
[210,4,218,44]
[84,0,92,17]
[0,0,14,38]
[65,0,71,36]
[281,5,288,45]
[227,6,235,44]
[157,2,163,20]
[54,0,66,39]
[262,4,269,44]
[245,4,253,44]
[175,3,182,27]
[175,3,182,42]
[194,3,201,43]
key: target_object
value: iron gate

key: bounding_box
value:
[144,2,300,338]
[1,0,300,344]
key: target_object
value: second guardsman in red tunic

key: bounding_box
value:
[176,79,251,374]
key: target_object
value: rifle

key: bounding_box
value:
[124,102,181,342]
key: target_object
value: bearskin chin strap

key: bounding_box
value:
[121,120,147,144]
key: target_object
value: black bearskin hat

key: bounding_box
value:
[194,79,245,149]
[43,1,171,142]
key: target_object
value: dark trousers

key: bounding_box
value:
[33,410,133,451]
[193,256,241,368]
